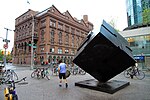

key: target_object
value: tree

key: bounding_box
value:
[142,8,150,25]
[0,50,4,61]
[6,54,12,63]
[108,18,120,32]
[0,50,12,62]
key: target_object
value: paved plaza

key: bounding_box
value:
[0,65,150,100]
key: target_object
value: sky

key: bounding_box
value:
[0,0,127,52]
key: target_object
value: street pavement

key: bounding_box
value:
[0,64,150,100]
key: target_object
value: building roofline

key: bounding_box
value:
[120,26,150,37]
[123,23,150,31]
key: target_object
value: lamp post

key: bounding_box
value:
[3,28,11,68]
[30,15,34,69]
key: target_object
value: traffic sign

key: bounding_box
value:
[3,39,10,43]
[27,44,36,48]
[33,46,37,48]
[3,44,8,49]
[28,44,32,46]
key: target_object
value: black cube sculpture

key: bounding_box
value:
[73,20,136,94]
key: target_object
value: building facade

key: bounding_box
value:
[120,26,150,68]
[126,0,150,26]
[13,5,93,66]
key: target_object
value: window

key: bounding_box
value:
[71,49,75,55]
[65,25,69,32]
[50,30,55,44]
[41,30,45,41]
[50,20,56,27]
[76,30,80,36]
[71,28,75,34]
[50,47,55,53]
[41,19,46,27]
[58,48,63,54]
[77,37,80,47]
[71,35,74,47]
[58,32,62,44]
[65,33,69,45]
[58,23,63,30]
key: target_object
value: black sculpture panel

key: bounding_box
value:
[73,20,136,83]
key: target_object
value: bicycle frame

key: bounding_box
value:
[31,67,50,80]
[124,66,145,80]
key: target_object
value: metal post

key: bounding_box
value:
[4,28,12,69]
[30,15,34,69]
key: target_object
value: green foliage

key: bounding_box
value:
[109,19,120,32]
[6,54,12,62]
[142,8,150,25]
[0,50,12,62]
[0,50,3,61]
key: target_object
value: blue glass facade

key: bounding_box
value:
[125,0,150,68]
[126,0,149,26]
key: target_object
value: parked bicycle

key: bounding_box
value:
[71,66,86,75]
[41,67,50,80]
[124,66,145,80]
[31,67,50,80]
[31,68,41,79]
[2,77,28,100]
[1,69,18,82]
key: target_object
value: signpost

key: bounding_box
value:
[3,28,12,68]
[3,44,8,49]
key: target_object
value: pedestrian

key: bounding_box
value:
[130,61,138,79]
[58,59,68,88]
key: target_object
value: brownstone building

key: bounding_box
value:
[13,5,93,66]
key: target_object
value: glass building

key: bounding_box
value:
[120,27,150,69]
[126,0,150,26]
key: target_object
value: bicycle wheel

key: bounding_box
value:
[31,71,36,78]
[37,72,41,79]
[2,70,9,78]
[135,70,145,80]
[41,70,45,78]
[124,70,131,78]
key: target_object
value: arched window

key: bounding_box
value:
[65,33,69,45]
[50,30,55,44]
[58,31,62,44]
[72,35,74,47]
[77,37,80,47]
[41,30,45,41]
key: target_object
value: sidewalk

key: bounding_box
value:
[0,67,150,100]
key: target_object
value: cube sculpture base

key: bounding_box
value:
[75,79,130,94]
[73,20,135,93]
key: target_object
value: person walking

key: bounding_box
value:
[58,59,68,88]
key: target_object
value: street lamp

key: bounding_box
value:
[3,28,11,69]
[30,14,34,70]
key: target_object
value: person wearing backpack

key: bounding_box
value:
[58,59,68,88]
